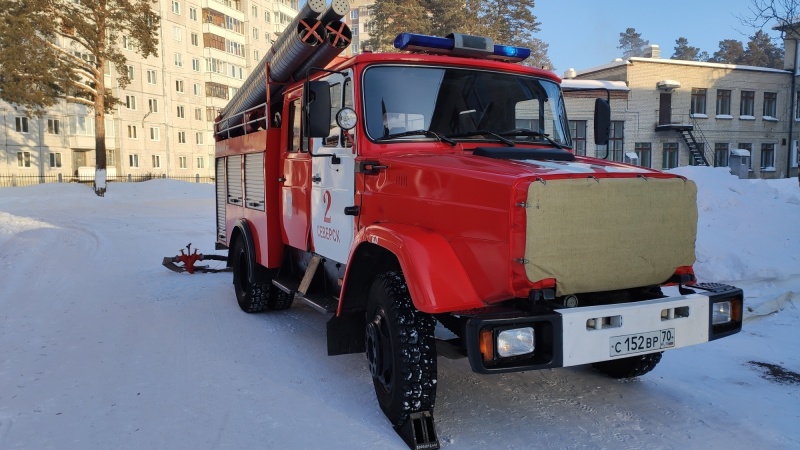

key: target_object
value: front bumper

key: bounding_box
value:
[464,284,743,374]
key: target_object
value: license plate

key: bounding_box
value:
[610,329,675,357]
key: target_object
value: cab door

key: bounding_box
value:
[280,96,312,250]
[309,71,357,264]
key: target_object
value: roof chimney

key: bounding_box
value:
[643,44,661,58]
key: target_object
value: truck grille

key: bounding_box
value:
[524,177,698,296]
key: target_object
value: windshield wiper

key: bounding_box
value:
[446,130,515,147]
[499,129,563,149]
[375,129,456,146]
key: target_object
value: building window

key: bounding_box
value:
[714,143,729,167]
[127,125,138,139]
[49,152,62,168]
[126,64,135,80]
[350,10,358,19]
[148,98,158,113]
[760,143,775,169]
[193,83,200,96]
[191,32,199,46]
[597,121,624,161]
[179,156,188,169]
[763,92,777,118]
[174,53,183,67]
[176,79,184,92]
[663,142,679,169]
[194,108,202,120]
[691,88,707,114]
[152,154,161,168]
[197,156,205,169]
[254,50,259,61]
[192,58,200,72]
[253,27,259,40]
[265,11,270,22]
[150,127,160,141]
[17,151,31,167]
[171,0,180,14]
[122,35,132,50]
[147,69,157,84]
[796,92,800,120]
[740,91,754,117]
[15,117,29,133]
[177,105,185,118]
[205,82,228,99]
[716,89,731,116]
[196,132,204,144]
[568,120,586,156]
[129,154,139,167]
[634,142,652,168]
[189,6,197,20]
[173,26,182,42]
[47,119,60,134]
[125,95,136,110]
[178,131,186,143]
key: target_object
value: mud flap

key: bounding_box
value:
[394,411,440,450]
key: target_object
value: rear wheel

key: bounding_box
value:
[365,272,437,427]
[231,238,292,312]
[592,352,663,379]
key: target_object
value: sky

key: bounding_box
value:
[534,0,782,74]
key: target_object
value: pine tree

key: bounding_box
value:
[618,28,649,59]
[368,0,551,68]
[366,0,431,52]
[741,30,784,68]
[672,37,703,61]
[709,39,746,63]
[0,0,159,196]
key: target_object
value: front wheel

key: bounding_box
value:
[592,352,663,379]
[365,272,437,427]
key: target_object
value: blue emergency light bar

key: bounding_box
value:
[394,32,531,63]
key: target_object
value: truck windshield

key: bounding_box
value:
[362,65,570,147]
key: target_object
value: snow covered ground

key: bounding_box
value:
[0,166,798,449]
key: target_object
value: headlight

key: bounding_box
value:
[497,327,535,357]
[712,301,732,325]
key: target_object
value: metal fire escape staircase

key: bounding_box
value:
[655,114,711,166]
[677,127,709,166]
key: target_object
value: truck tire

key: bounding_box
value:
[364,272,437,427]
[231,239,293,312]
[592,352,663,379]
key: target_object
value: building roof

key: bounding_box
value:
[575,56,790,77]
[561,79,629,92]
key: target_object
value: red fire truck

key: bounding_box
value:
[213,5,743,448]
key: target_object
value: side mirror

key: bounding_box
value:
[594,98,610,146]
[305,80,331,138]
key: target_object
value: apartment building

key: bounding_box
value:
[342,0,374,56]
[0,0,299,180]
[565,45,800,179]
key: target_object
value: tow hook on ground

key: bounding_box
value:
[162,243,229,274]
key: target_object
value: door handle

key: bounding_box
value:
[312,174,322,183]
